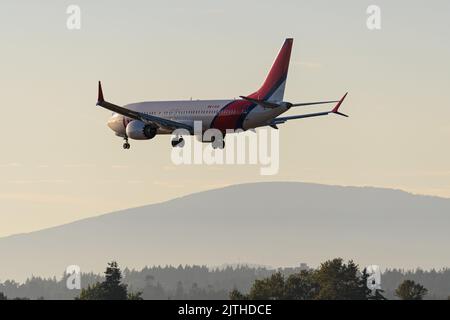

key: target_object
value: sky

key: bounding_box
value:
[0,0,449,237]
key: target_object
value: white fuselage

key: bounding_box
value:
[107,99,289,137]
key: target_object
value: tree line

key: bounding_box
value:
[230,258,427,300]
[0,258,443,300]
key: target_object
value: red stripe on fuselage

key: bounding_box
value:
[211,100,253,131]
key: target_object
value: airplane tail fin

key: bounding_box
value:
[248,38,293,102]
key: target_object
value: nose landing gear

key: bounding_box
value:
[171,136,185,148]
[123,137,130,150]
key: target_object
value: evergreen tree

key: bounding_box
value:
[313,259,371,300]
[247,272,285,300]
[77,261,140,300]
[102,261,128,300]
[229,288,248,300]
[174,281,185,299]
[395,280,427,300]
[284,270,318,300]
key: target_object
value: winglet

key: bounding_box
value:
[331,92,348,117]
[97,81,104,105]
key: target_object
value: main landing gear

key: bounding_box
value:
[211,135,225,149]
[170,136,225,149]
[212,139,225,149]
[171,136,185,148]
[123,137,130,150]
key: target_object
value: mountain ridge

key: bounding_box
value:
[3,181,447,240]
[1,181,449,281]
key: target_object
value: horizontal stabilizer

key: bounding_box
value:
[241,96,344,110]
[290,100,338,107]
[270,92,349,126]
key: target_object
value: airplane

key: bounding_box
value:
[97,38,348,150]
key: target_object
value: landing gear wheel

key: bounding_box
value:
[123,136,130,150]
[171,137,184,148]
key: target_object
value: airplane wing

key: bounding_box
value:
[96,82,193,133]
[289,100,339,107]
[270,93,348,126]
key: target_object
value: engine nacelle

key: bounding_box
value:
[126,120,157,140]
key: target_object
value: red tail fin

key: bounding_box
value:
[249,38,293,101]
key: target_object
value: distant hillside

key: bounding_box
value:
[1,182,449,281]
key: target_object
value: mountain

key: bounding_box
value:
[1,182,450,281]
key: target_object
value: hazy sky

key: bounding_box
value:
[0,0,449,237]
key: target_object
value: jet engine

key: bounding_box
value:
[126,120,157,140]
